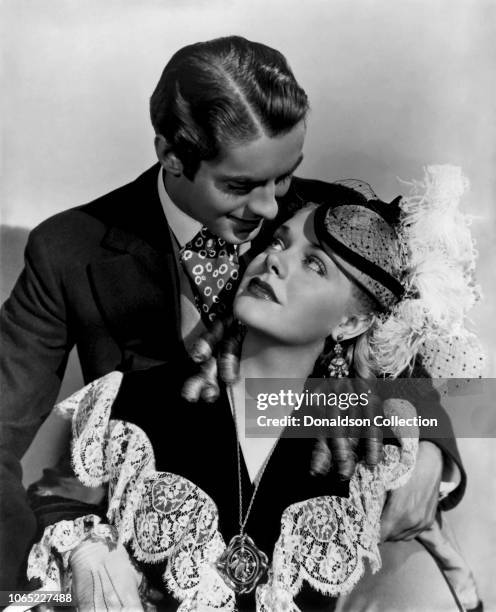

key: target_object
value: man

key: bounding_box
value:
[0,35,462,596]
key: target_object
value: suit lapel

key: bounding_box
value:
[88,165,182,362]
[87,171,315,363]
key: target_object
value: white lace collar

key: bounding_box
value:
[43,371,417,611]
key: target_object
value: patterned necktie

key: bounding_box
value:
[180,227,240,323]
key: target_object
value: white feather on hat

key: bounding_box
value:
[371,165,484,378]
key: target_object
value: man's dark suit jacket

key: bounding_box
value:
[0,164,464,590]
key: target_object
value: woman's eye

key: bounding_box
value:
[304,255,326,276]
[268,236,285,251]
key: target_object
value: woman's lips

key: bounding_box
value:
[246,277,279,303]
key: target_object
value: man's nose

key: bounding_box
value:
[265,251,287,278]
[247,185,278,220]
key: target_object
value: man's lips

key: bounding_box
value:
[228,215,262,231]
[246,277,280,303]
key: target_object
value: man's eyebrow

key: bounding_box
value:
[220,154,304,184]
[277,154,304,180]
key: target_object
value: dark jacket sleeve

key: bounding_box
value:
[404,363,466,511]
[0,226,74,589]
[380,362,466,510]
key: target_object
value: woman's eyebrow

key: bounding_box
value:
[309,240,324,250]
[275,225,290,237]
[307,239,331,257]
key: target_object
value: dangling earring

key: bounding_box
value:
[327,335,349,378]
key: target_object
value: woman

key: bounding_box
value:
[27,167,482,611]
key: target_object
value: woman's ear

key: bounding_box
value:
[331,313,374,342]
[154,134,184,177]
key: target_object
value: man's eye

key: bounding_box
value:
[226,184,253,195]
[276,174,292,185]
[304,255,326,276]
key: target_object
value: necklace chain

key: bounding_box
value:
[228,385,278,535]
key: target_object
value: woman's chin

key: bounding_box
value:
[233,297,269,331]
[233,298,251,327]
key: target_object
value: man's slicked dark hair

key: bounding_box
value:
[150,36,309,179]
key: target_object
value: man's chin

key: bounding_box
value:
[228,223,262,245]
[207,219,262,245]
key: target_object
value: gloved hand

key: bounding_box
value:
[70,539,144,611]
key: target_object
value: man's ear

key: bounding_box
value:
[331,313,374,342]
[154,134,184,177]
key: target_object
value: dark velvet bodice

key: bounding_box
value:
[112,361,347,610]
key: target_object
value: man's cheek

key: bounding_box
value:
[276,181,291,197]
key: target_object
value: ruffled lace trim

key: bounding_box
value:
[48,374,417,610]
[27,514,116,591]
[257,438,416,609]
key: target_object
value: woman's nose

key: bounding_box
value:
[265,251,287,278]
[246,185,278,220]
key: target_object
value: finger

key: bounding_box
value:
[104,562,143,611]
[384,398,419,442]
[189,317,228,363]
[73,569,99,611]
[86,568,111,611]
[118,587,144,611]
[98,568,118,610]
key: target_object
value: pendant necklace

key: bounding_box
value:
[216,385,278,595]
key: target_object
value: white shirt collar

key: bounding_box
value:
[157,166,250,255]
[157,167,202,247]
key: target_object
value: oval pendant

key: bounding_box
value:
[216,534,269,594]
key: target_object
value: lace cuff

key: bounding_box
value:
[56,371,124,487]
[27,514,117,591]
